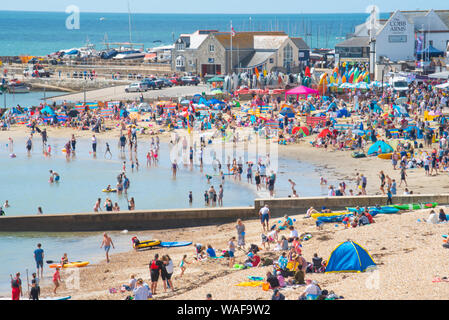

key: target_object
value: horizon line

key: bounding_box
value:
[0,9,388,15]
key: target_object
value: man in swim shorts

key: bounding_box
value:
[100,233,115,263]
[34,243,44,279]
[259,205,270,232]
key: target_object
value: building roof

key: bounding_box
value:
[239,51,275,68]
[290,37,310,50]
[335,36,370,48]
[213,31,287,49]
[253,35,289,50]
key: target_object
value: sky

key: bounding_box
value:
[0,0,448,14]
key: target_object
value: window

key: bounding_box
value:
[283,44,293,69]
[269,58,274,63]
[208,58,215,63]
[209,45,215,52]
[429,40,433,46]
[175,56,185,67]
[389,35,407,43]
[176,41,185,50]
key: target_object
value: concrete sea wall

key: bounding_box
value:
[1,194,448,232]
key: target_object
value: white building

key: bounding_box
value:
[336,10,449,70]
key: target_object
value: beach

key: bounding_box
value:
[2,118,449,300]
[29,205,449,300]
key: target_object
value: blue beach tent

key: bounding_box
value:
[325,241,376,273]
[367,140,393,156]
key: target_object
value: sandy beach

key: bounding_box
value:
[31,205,449,300]
[3,119,447,300]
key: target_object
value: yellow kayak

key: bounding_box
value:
[311,211,351,219]
[49,261,90,268]
[377,153,392,159]
[378,153,411,160]
[133,240,161,249]
[102,189,117,193]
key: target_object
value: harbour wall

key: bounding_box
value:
[1,194,448,232]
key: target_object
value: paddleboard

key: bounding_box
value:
[49,261,89,268]
[159,241,192,248]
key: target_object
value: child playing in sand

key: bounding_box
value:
[179,255,190,277]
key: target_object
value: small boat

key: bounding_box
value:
[8,84,30,94]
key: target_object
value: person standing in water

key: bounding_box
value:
[100,233,115,263]
[105,142,112,159]
[94,198,102,212]
[71,134,76,152]
[172,160,178,178]
[34,243,44,279]
[26,136,32,154]
[91,134,97,155]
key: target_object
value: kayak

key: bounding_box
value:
[159,241,192,248]
[377,153,392,159]
[102,189,117,193]
[317,214,353,223]
[393,202,438,210]
[133,239,161,249]
[49,261,89,269]
[347,206,399,214]
[311,211,351,219]
[378,153,411,160]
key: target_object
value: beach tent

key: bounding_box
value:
[41,106,55,116]
[292,126,310,136]
[336,108,350,118]
[367,140,393,156]
[325,241,376,273]
[280,106,295,118]
[318,128,332,138]
[285,85,319,100]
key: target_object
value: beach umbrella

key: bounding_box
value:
[340,83,355,89]
[355,82,369,90]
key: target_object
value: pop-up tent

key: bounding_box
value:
[318,128,332,138]
[325,241,376,273]
[367,140,393,155]
[336,108,350,118]
[41,106,55,116]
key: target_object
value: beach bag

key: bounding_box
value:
[261,258,273,267]
[250,244,260,253]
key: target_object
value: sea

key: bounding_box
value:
[0,11,389,57]
[0,10,372,297]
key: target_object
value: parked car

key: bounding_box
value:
[169,77,182,86]
[125,82,147,93]
[159,78,173,87]
[181,76,200,86]
[141,78,162,90]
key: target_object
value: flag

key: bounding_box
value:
[231,26,236,37]
[254,67,260,78]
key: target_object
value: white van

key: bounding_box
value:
[389,77,409,92]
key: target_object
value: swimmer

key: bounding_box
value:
[49,170,60,182]
[205,174,212,184]
[105,185,112,191]
[3,200,10,208]
[320,176,327,185]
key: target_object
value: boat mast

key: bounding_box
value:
[128,0,133,46]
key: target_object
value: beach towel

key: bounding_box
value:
[235,281,265,287]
